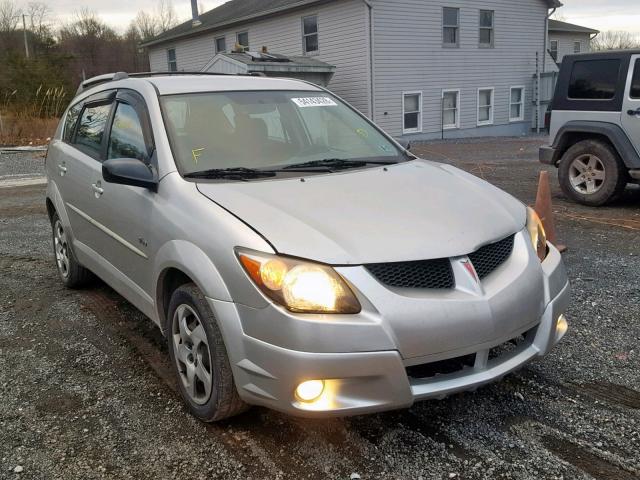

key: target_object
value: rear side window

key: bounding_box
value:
[108,103,148,161]
[568,59,621,100]
[631,59,640,99]
[75,104,112,158]
[63,104,81,142]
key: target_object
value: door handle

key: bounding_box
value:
[57,163,67,176]
[627,108,640,117]
[91,182,104,197]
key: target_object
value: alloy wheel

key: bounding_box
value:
[54,220,70,278]
[569,154,606,195]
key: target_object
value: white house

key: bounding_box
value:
[142,0,562,140]
[548,19,599,65]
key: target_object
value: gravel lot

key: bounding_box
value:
[1,137,639,480]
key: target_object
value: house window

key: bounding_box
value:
[479,10,494,47]
[510,87,525,122]
[574,41,581,54]
[215,36,226,53]
[237,31,249,49]
[443,7,459,47]
[403,92,422,134]
[550,40,558,61]
[477,88,494,125]
[167,48,177,71]
[302,15,318,53]
[442,90,460,129]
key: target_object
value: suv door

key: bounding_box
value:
[87,90,158,309]
[622,54,640,155]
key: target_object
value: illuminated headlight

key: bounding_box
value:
[526,207,548,261]
[237,249,361,314]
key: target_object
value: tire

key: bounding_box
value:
[558,139,628,206]
[167,283,248,422]
[51,212,92,288]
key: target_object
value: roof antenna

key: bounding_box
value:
[191,0,202,27]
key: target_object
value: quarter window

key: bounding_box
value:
[75,104,112,158]
[631,59,640,99]
[477,88,494,125]
[167,48,177,71]
[403,92,422,134]
[63,103,81,143]
[108,103,148,161]
[510,87,525,121]
[237,31,249,48]
[303,15,319,53]
[443,7,459,47]
[568,59,620,100]
[479,10,494,47]
[215,36,226,53]
[442,90,460,129]
[550,40,558,61]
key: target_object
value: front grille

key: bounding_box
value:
[406,354,476,379]
[365,258,454,289]
[468,235,515,279]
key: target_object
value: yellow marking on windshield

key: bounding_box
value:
[192,148,205,164]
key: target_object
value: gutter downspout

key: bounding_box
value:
[363,0,375,121]
[538,7,556,133]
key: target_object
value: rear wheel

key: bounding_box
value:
[558,140,627,206]
[51,212,92,288]
[167,284,248,422]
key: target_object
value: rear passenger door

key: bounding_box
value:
[622,54,640,155]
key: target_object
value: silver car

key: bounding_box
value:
[46,72,570,421]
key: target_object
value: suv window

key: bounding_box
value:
[108,103,148,161]
[63,103,82,143]
[75,103,112,158]
[631,59,640,99]
[568,59,621,100]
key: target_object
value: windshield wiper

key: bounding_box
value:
[281,158,397,171]
[183,167,277,180]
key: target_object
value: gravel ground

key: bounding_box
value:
[1,139,639,480]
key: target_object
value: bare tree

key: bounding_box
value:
[26,2,51,36]
[0,0,21,32]
[157,0,179,32]
[134,10,158,41]
[592,30,640,51]
[134,0,180,41]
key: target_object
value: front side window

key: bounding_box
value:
[550,40,558,61]
[167,48,177,71]
[302,15,319,54]
[631,59,640,99]
[108,103,148,161]
[479,10,494,47]
[403,92,422,133]
[161,91,403,175]
[574,41,581,54]
[237,31,249,48]
[477,88,494,125]
[63,103,82,143]
[75,103,112,158]
[443,7,459,47]
[442,90,459,129]
[215,36,226,53]
[510,87,525,121]
[568,59,620,100]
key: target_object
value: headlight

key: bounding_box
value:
[236,249,361,314]
[526,207,548,261]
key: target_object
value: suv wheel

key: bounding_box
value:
[167,284,248,422]
[558,140,627,206]
[51,212,92,288]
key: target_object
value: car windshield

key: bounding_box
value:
[160,90,404,175]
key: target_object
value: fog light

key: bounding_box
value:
[556,314,568,336]
[295,380,325,402]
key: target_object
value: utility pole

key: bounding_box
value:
[22,14,29,59]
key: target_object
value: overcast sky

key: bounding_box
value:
[17,0,640,34]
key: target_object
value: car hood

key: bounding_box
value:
[196,160,526,265]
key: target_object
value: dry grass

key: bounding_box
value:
[0,112,59,146]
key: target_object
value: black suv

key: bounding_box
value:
[540,50,640,206]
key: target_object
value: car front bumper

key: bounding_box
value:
[210,242,570,417]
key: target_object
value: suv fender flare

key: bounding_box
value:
[550,121,640,168]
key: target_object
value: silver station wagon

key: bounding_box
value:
[46,72,570,421]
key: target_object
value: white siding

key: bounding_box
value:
[147,0,372,116]
[371,0,551,138]
[549,31,592,65]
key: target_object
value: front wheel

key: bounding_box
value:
[167,284,248,422]
[558,140,627,206]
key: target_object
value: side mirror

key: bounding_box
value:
[398,139,412,152]
[102,158,158,191]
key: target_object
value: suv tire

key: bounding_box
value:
[51,212,93,288]
[558,140,627,206]
[167,283,248,422]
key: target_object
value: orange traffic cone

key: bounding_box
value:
[535,171,567,253]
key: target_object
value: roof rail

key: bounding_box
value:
[76,71,265,95]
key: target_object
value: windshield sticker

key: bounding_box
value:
[192,148,205,164]
[292,97,338,108]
